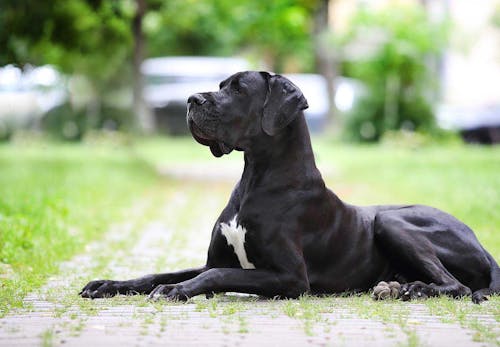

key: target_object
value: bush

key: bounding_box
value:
[336,4,448,142]
[0,119,13,142]
[41,102,133,141]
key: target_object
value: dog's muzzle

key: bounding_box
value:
[187,95,233,158]
[187,116,213,146]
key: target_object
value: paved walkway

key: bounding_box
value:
[0,174,498,347]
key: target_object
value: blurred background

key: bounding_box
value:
[1,0,499,143]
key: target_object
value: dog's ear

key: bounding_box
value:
[261,74,308,136]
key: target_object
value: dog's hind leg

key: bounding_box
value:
[373,211,471,301]
[471,251,500,303]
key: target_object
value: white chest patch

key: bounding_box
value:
[220,215,256,269]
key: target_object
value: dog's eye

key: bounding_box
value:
[232,81,244,95]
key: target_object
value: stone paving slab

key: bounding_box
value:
[1,185,498,347]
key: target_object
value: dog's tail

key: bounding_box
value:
[471,250,500,304]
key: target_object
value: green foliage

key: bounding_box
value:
[1,0,317,74]
[0,0,132,82]
[0,120,14,142]
[335,4,448,142]
[0,0,135,140]
[145,0,238,57]
[236,0,316,71]
[41,103,134,141]
[144,0,316,71]
[40,103,87,141]
[492,2,500,27]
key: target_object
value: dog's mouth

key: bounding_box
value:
[188,117,213,145]
[187,117,233,157]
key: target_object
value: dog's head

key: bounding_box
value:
[187,71,308,157]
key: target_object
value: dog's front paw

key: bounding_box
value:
[148,284,189,302]
[80,279,122,299]
[399,281,435,301]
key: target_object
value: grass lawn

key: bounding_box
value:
[0,135,499,321]
[0,141,158,315]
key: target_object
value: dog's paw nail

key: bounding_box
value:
[148,293,160,301]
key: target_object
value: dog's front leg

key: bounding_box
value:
[148,268,310,301]
[80,266,207,298]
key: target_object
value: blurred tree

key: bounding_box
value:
[144,0,236,57]
[313,0,337,120]
[493,2,500,27]
[132,0,152,131]
[237,0,316,72]
[0,0,146,134]
[0,0,132,87]
[335,3,448,142]
[145,0,317,72]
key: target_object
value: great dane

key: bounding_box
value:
[80,71,500,303]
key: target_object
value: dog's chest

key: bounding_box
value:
[219,215,256,269]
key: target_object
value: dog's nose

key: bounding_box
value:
[188,93,206,105]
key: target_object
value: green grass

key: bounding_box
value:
[0,141,158,315]
[40,328,54,347]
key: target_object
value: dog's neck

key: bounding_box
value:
[241,115,324,190]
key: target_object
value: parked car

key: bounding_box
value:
[141,56,251,135]
[0,65,65,139]
[283,73,330,133]
[286,74,370,133]
[437,104,500,144]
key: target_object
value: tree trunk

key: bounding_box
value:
[132,0,153,132]
[313,0,337,124]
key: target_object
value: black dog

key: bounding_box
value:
[80,71,500,303]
